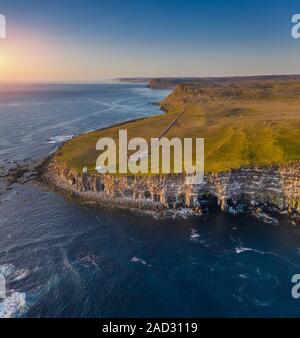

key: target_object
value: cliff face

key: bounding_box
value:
[44,157,300,215]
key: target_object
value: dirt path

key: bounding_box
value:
[158,111,185,139]
[129,111,185,162]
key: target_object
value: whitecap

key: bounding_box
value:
[48,135,74,143]
[83,129,95,134]
[235,247,253,254]
[0,264,29,282]
[253,211,279,226]
[79,255,99,269]
[189,229,211,247]
[190,229,201,241]
[0,264,15,277]
[0,264,27,318]
[13,270,29,282]
[235,246,265,254]
[0,292,26,318]
[131,257,147,265]
[174,208,199,219]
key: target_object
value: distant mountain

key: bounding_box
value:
[116,77,151,84]
[117,75,300,89]
[148,75,300,89]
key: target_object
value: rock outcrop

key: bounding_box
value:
[43,157,300,215]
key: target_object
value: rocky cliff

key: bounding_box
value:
[42,79,300,217]
[43,156,300,215]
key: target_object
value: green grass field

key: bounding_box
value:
[56,81,300,175]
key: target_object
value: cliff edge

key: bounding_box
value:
[42,78,300,217]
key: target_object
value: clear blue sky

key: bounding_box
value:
[0,0,299,81]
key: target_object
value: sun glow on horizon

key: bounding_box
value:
[0,29,49,82]
[0,5,299,82]
[0,27,110,82]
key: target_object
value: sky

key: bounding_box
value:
[0,0,299,82]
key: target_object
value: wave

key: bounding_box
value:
[78,255,99,269]
[252,211,279,226]
[189,228,211,247]
[0,264,15,277]
[176,208,199,219]
[235,244,300,269]
[0,264,28,318]
[83,129,95,134]
[0,264,28,282]
[0,292,26,318]
[190,229,201,241]
[235,246,265,255]
[47,135,74,144]
[131,257,147,265]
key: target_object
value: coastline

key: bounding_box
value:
[39,151,300,221]
[38,78,300,220]
[39,154,167,214]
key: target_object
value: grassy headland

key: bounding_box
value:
[56,78,300,174]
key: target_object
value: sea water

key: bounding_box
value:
[0,83,300,317]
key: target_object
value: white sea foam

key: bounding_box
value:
[235,246,265,254]
[14,270,29,281]
[235,245,300,269]
[253,211,279,226]
[235,245,278,258]
[0,264,29,282]
[190,229,201,241]
[189,228,211,247]
[0,292,26,318]
[0,264,27,318]
[48,135,74,143]
[131,257,147,265]
[235,247,253,254]
[79,255,99,269]
[177,208,198,218]
[83,129,95,134]
[0,264,15,277]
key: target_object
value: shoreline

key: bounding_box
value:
[39,152,300,221]
[37,79,300,221]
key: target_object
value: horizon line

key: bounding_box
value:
[1,73,300,85]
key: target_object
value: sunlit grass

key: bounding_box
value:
[56,81,300,174]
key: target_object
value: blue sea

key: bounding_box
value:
[0,83,300,318]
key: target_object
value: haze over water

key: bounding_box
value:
[0,83,300,317]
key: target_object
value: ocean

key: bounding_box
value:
[0,83,300,317]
